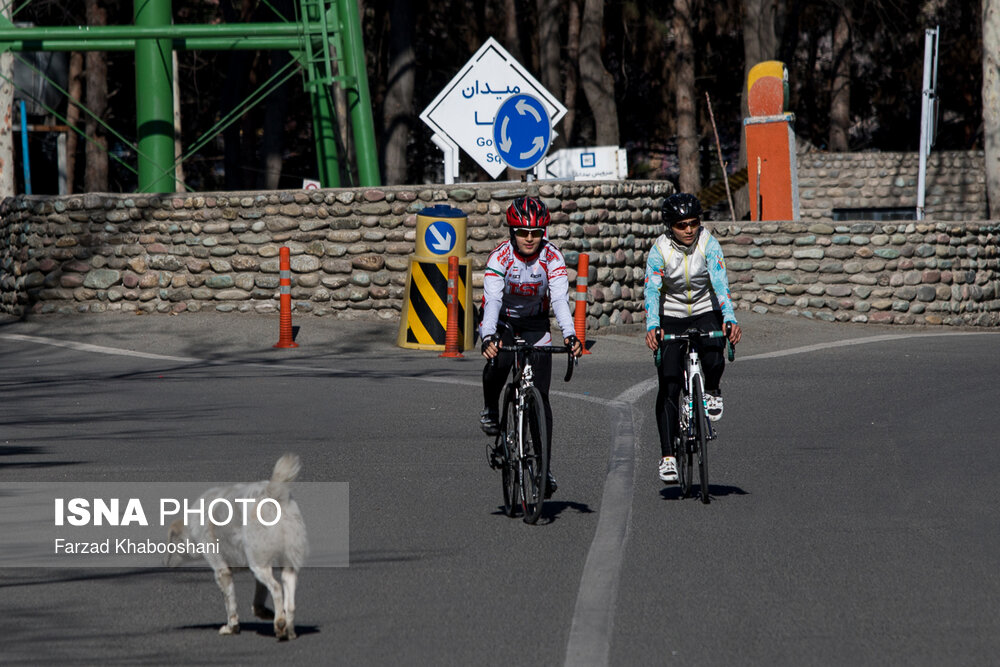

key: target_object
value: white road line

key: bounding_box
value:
[737,330,999,361]
[0,333,201,363]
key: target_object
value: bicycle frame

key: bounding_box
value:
[680,341,716,443]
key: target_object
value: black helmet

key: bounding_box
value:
[661,193,702,225]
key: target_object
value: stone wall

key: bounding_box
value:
[2,182,999,329]
[0,182,670,328]
[797,150,987,221]
[715,220,1000,327]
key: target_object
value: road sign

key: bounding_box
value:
[534,146,629,181]
[424,221,457,255]
[420,37,566,179]
[493,94,551,171]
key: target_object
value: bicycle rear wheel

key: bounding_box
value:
[499,385,518,517]
[692,380,710,504]
[520,386,549,524]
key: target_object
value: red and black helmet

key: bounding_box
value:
[506,196,551,228]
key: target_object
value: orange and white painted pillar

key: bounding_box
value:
[744,61,800,221]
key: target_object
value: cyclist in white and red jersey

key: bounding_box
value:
[480,196,583,498]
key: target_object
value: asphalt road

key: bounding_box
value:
[1,311,998,666]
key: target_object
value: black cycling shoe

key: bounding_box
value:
[544,471,558,499]
[479,409,499,436]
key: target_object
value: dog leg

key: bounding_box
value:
[250,565,287,640]
[280,567,298,640]
[214,567,241,635]
[252,580,274,620]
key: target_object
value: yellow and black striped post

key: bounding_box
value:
[397,205,474,351]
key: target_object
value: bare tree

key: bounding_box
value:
[563,0,582,145]
[674,0,700,193]
[829,3,851,151]
[65,52,83,194]
[536,0,564,148]
[0,1,12,198]
[579,0,619,146]
[84,0,108,192]
[503,0,523,63]
[986,0,1000,217]
[382,0,415,185]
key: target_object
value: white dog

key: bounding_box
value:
[165,453,309,640]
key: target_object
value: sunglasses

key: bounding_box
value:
[514,228,545,238]
[671,219,701,230]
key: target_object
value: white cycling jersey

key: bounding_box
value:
[480,239,576,343]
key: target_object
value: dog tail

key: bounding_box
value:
[266,453,301,502]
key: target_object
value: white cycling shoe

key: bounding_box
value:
[658,456,679,484]
[705,391,723,421]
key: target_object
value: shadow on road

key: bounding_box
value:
[659,484,748,501]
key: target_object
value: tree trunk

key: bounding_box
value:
[0,0,13,199]
[985,0,1000,217]
[579,0,619,146]
[563,0,581,145]
[828,5,851,151]
[674,0,700,194]
[259,50,289,189]
[84,0,108,192]
[65,52,83,194]
[382,0,415,185]
[503,0,523,63]
[537,0,564,148]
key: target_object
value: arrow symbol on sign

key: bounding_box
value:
[429,225,453,251]
[520,136,545,160]
[499,117,513,152]
[516,98,542,122]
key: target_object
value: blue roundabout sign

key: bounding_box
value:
[492,94,552,171]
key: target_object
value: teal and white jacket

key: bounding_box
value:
[643,228,738,330]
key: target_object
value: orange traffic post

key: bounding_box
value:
[439,256,464,358]
[573,253,591,354]
[273,246,298,349]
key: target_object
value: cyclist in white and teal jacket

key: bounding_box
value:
[643,193,742,484]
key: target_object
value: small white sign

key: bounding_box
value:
[302,178,321,190]
[420,37,566,179]
[534,146,628,181]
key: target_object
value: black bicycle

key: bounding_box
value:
[488,339,576,524]
[656,327,735,504]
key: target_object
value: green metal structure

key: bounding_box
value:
[0,0,381,193]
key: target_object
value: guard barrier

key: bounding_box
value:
[397,205,475,351]
[273,246,298,348]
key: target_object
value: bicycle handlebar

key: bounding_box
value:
[654,327,737,365]
[489,342,577,382]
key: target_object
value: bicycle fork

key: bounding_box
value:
[682,351,716,442]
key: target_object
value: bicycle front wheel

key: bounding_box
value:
[692,380,710,504]
[675,393,692,498]
[500,384,518,518]
[520,386,549,524]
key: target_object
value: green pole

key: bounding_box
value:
[337,0,380,186]
[134,0,175,193]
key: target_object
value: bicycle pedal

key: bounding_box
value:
[487,446,503,470]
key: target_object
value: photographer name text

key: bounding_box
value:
[53,537,219,555]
